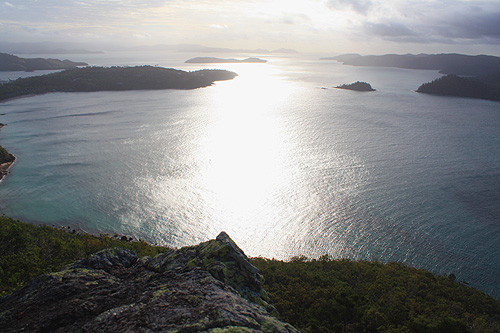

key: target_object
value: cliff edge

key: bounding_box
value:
[0,232,297,333]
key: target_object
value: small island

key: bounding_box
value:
[185,57,267,64]
[0,66,238,102]
[0,52,88,72]
[416,74,500,102]
[335,81,375,91]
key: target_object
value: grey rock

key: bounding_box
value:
[0,232,298,333]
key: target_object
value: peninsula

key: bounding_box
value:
[0,124,15,181]
[0,52,87,72]
[185,57,267,63]
[335,81,375,91]
[0,66,238,102]
[0,144,15,181]
[324,53,500,76]
[417,74,500,102]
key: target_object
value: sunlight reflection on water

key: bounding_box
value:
[1,56,499,297]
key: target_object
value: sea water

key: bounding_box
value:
[0,52,499,297]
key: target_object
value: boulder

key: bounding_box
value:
[0,232,297,333]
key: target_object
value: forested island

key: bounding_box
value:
[1,217,499,332]
[417,74,500,102]
[185,57,267,63]
[335,81,375,92]
[325,53,500,76]
[0,52,87,71]
[0,66,238,102]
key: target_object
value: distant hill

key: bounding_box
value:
[0,53,88,71]
[324,53,500,76]
[335,81,375,92]
[25,49,104,55]
[185,57,267,64]
[0,66,238,102]
[416,74,500,102]
[272,48,299,54]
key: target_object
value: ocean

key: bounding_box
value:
[0,52,499,297]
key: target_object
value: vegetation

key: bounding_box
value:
[0,216,169,296]
[416,74,500,102]
[2,217,499,332]
[336,81,375,92]
[251,256,500,332]
[0,145,14,164]
[0,66,238,102]
[0,52,87,71]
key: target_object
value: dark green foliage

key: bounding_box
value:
[416,74,500,102]
[0,216,169,295]
[0,145,14,164]
[251,256,500,332]
[0,66,238,102]
[336,81,375,91]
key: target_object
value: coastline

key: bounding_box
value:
[0,123,16,182]
[0,155,16,182]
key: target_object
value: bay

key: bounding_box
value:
[0,52,499,297]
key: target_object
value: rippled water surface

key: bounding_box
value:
[1,53,499,297]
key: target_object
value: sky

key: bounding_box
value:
[1,0,500,55]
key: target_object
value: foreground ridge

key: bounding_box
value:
[0,232,297,332]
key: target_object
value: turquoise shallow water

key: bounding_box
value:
[0,53,499,297]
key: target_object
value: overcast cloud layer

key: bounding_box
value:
[1,0,500,54]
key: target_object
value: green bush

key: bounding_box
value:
[0,145,13,164]
[251,257,500,332]
[0,216,169,295]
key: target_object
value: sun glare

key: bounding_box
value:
[195,63,298,229]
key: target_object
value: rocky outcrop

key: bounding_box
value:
[0,233,298,332]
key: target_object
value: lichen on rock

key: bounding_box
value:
[0,232,297,332]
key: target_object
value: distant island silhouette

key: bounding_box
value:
[417,74,500,102]
[323,53,500,76]
[0,66,238,102]
[335,81,375,92]
[0,53,87,71]
[185,57,267,64]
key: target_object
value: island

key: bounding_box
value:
[416,74,500,102]
[335,81,375,91]
[0,66,238,102]
[0,52,88,72]
[323,53,500,76]
[185,57,267,63]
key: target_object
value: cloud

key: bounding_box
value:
[441,11,500,39]
[364,21,416,37]
[356,1,500,46]
[4,2,15,7]
[133,33,151,39]
[209,24,228,30]
[325,0,373,15]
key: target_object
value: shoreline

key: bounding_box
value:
[0,155,16,182]
[0,123,16,182]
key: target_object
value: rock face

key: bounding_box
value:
[0,232,298,332]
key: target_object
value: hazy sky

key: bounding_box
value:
[1,0,500,55]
